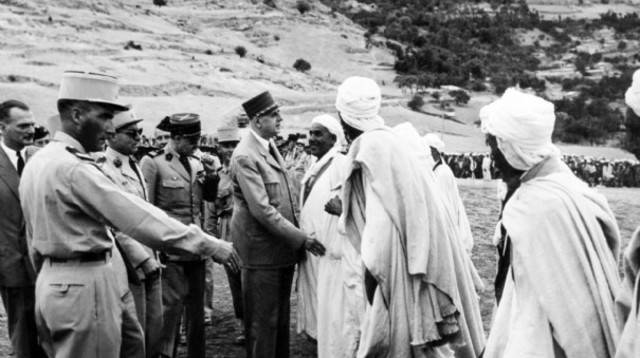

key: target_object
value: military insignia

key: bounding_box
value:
[66,147,95,162]
[95,156,107,164]
[147,149,164,158]
[113,158,122,168]
[165,153,173,161]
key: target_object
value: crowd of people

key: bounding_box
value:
[1,68,640,358]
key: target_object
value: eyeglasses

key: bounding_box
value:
[118,128,143,139]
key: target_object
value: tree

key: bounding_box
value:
[408,94,424,111]
[450,90,470,105]
[153,0,167,6]
[296,0,311,14]
[431,91,441,102]
[293,58,311,72]
[618,41,627,51]
[234,46,247,58]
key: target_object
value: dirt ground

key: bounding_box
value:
[1,181,639,357]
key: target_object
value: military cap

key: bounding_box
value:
[157,113,201,136]
[217,126,241,143]
[112,110,143,131]
[242,91,278,120]
[58,70,129,111]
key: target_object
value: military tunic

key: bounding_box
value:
[19,132,230,358]
[140,143,217,358]
[99,147,164,356]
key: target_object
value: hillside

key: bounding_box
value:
[0,0,637,159]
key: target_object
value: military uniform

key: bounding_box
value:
[19,131,232,358]
[99,146,164,357]
[141,142,217,358]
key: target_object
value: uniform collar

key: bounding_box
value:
[249,128,270,152]
[105,146,131,164]
[55,131,86,153]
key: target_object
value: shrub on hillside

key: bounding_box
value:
[408,94,424,111]
[293,58,311,72]
[264,0,277,8]
[296,0,311,14]
[449,90,470,105]
[235,46,247,58]
[153,0,167,6]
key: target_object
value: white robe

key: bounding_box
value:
[433,162,485,292]
[485,156,622,358]
[616,227,640,358]
[341,124,484,358]
[297,147,365,357]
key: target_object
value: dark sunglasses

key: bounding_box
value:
[118,128,143,138]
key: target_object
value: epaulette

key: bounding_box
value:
[66,147,96,162]
[146,149,164,158]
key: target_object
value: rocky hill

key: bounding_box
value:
[0,0,637,158]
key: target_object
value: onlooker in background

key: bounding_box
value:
[0,100,45,358]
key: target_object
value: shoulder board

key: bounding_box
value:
[147,149,164,158]
[66,147,95,162]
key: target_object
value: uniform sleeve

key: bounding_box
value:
[114,231,153,268]
[233,155,306,250]
[140,156,158,204]
[68,163,232,258]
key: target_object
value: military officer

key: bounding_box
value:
[140,113,219,358]
[99,109,164,357]
[19,70,239,358]
[231,91,325,358]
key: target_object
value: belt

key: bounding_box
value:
[47,250,112,263]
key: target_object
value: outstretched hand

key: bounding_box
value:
[304,236,326,256]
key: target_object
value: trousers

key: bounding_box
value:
[35,258,127,358]
[242,266,295,358]
[130,272,163,357]
[0,285,46,358]
[157,260,206,358]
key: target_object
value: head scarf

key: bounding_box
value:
[423,133,445,152]
[311,114,345,147]
[335,76,384,132]
[625,69,640,116]
[480,88,559,171]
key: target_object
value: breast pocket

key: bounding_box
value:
[160,179,188,204]
[264,181,281,207]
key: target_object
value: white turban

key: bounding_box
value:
[423,133,445,152]
[625,69,640,116]
[480,88,559,171]
[335,76,384,132]
[311,114,345,146]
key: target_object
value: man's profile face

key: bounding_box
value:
[218,140,238,163]
[0,107,35,149]
[256,111,282,139]
[308,123,336,159]
[109,123,142,156]
[76,103,115,152]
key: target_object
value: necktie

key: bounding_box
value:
[129,158,147,200]
[16,150,24,176]
[179,155,192,176]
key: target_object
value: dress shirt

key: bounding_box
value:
[0,140,26,171]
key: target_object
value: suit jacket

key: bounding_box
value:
[0,145,36,287]
[230,132,306,268]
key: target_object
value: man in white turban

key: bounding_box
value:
[482,88,623,358]
[337,76,484,358]
[615,69,640,358]
[296,114,364,358]
[423,134,483,288]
